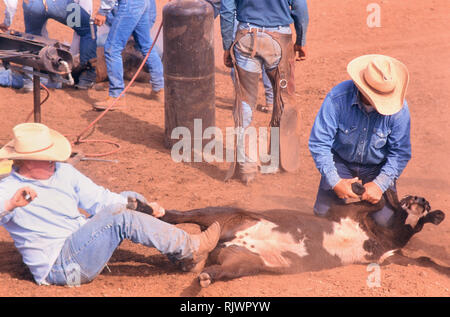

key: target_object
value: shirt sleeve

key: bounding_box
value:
[373,102,412,192]
[0,182,16,225]
[3,0,18,27]
[98,0,117,16]
[205,0,221,19]
[0,201,14,224]
[309,94,342,188]
[220,0,236,50]
[290,0,309,46]
[69,165,127,216]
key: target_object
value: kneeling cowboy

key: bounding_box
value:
[220,0,309,184]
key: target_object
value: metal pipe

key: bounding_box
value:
[60,60,74,85]
[33,74,41,123]
[80,158,119,163]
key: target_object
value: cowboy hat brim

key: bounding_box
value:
[347,54,409,115]
[0,128,71,162]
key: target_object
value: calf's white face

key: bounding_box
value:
[401,195,431,228]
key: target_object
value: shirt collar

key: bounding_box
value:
[352,88,377,114]
[351,85,360,108]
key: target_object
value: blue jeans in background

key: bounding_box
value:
[104,0,164,97]
[23,0,96,66]
[0,67,61,89]
[45,194,198,285]
[313,153,396,227]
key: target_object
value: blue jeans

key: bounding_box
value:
[0,67,61,89]
[104,0,164,97]
[23,0,96,66]
[45,200,198,285]
[313,153,396,227]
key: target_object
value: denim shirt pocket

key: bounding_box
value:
[337,124,358,144]
[371,128,391,149]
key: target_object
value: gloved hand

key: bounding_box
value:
[126,196,165,218]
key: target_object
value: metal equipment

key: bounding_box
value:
[0,30,75,122]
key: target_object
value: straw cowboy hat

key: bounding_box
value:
[0,123,72,161]
[347,54,409,115]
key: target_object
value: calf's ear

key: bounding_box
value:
[423,210,445,225]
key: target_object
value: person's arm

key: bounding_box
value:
[373,102,412,193]
[205,0,221,19]
[290,0,309,60]
[94,0,117,25]
[67,164,127,216]
[220,0,236,67]
[1,0,18,31]
[1,186,37,224]
[309,94,342,189]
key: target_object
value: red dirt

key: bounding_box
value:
[0,0,449,297]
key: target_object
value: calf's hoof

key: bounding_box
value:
[198,272,212,288]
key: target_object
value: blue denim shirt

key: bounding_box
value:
[309,80,412,192]
[205,0,221,18]
[0,163,127,284]
[220,0,309,50]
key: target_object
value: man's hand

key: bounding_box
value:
[148,202,165,218]
[5,187,37,211]
[128,197,165,218]
[361,182,383,204]
[333,177,360,200]
[294,45,306,61]
[223,49,233,68]
[0,23,9,32]
[94,12,107,26]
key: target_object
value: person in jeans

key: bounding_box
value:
[204,0,274,112]
[220,0,309,184]
[0,123,220,285]
[92,0,164,111]
[309,54,412,227]
[0,0,97,89]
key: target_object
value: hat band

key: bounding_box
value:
[15,142,54,154]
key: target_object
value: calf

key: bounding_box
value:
[158,187,445,287]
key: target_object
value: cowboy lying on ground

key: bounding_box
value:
[309,54,412,227]
[0,123,220,285]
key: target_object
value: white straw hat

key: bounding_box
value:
[0,123,71,161]
[347,54,409,115]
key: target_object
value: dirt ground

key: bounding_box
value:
[0,0,449,297]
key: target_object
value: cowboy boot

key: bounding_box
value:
[181,221,221,273]
[93,95,127,111]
